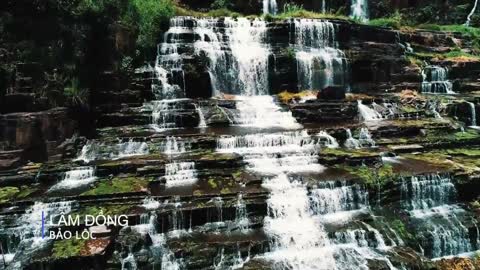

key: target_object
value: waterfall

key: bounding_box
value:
[150,98,191,131]
[142,197,160,210]
[131,213,183,269]
[193,17,270,96]
[358,128,376,147]
[263,0,278,15]
[344,129,361,149]
[317,131,339,148]
[344,128,375,148]
[114,139,149,159]
[235,194,249,232]
[194,103,207,128]
[217,131,322,174]
[358,100,382,121]
[401,174,479,258]
[293,19,348,91]
[310,181,368,217]
[465,0,479,26]
[233,96,302,129]
[467,101,477,127]
[161,136,190,155]
[421,66,455,94]
[121,253,138,270]
[350,0,369,22]
[164,162,198,187]
[75,140,99,163]
[49,167,96,190]
[217,130,340,269]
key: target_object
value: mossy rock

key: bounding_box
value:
[81,176,151,196]
[51,238,88,259]
[0,187,20,203]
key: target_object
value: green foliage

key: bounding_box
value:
[51,238,87,259]
[0,187,20,203]
[272,5,351,21]
[369,11,403,29]
[211,0,233,10]
[208,178,218,189]
[64,77,89,107]
[132,0,175,49]
[82,177,151,196]
[349,164,395,189]
[120,56,134,74]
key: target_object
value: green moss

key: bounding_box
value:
[51,238,87,259]
[220,187,231,194]
[390,219,415,242]
[16,186,38,199]
[74,205,132,217]
[208,178,218,189]
[322,148,378,158]
[345,164,395,189]
[81,177,151,196]
[0,187,20,203]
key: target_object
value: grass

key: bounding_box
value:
[368,12,403,29]
[82,177,151,196]
[0,187,19,203]
[343,164,395,189]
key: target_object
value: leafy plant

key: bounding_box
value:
[132,0,175,49]
[369,11,403,29]
[211,0,233,10]
[64,77,89,108]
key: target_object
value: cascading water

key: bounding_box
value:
[465,0,479,27]
[350,0,369,22]
[164,162,198,187]
[401,174,480,258]
[293,19,348,91]
[358,100,382,121]
[194,103,207,128]
[75,140,99,163]
[467,101,477,127]
[235,194,249,232]
[233,96,302,129]
[317,131,339,148]
[161,136,190,155]
[421,66,455,94]
[263,0,278,15]
[344,128,375,148]
[217,130,340,269]
[192,17,270,96]
[49,167,96,190]
[114,139,149,159]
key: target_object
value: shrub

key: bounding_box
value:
[132,0,175,49]
[64,77,89,108]
[211,0,233,10]
[369,11,403,29]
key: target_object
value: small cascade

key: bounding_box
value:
[233,96,302,129]
[465,0,479,26]
[350,0,369,22]
[131,212,184,269]
[317,131,339,148]
[194,103,207,128]
[151,98,190,131]
[235,194,249,232]
[217,130,322,174]
[344,129,361,149]
[121,253,138,270]
[209,197,224,223]
[310,181,368,217]
[467,101,478,127]
[421,66,455,94]
[358,128,376,147]
[262,174,337,269]
[293,19,348,90]
[142,197,160,210]
[263,0,278,15]
[358,100,382,121]
[49,167,96,190]
[161,136,190,155]
[344,128,375,149]
[75,140,99,163]
[115,139,149,159]
[169,196,187,234]
[164,162,198,187]
[193,17,270,96]
[401,174,479,258]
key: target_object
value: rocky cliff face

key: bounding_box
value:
[2,1,480,270]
